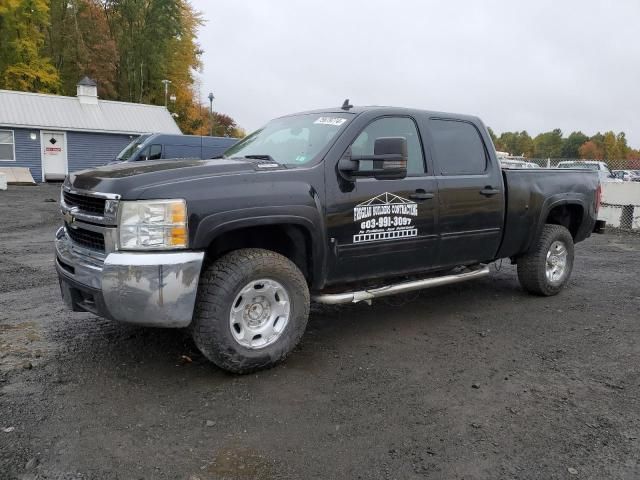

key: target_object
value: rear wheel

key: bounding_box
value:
[191,248,310,374]
[517,224,574,296]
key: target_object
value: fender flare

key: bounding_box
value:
[531,194,587,248]
[192,205,327,289]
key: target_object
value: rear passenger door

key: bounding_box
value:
[427,118,504,266]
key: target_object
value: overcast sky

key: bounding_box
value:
[191,0,639,146]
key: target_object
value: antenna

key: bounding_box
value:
[341,99,353,111]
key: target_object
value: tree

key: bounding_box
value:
[0,0,243,133]
[603,131,617,161]
[487,127,498,145]
[162,0,205,133]
[494,131,534,157]
[534,129,563,158]
[578,140,604,160]
[105,0,183,104]
[487,128,639,160]
[0,0,59,92]
[615,132,629,160]
[561,131,588,158]
[47,0,118,98]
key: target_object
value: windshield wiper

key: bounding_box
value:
[244,154,276,162]
[229,155,287,168]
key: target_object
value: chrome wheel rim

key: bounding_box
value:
[545,241,568,284]
[229,278,291,349]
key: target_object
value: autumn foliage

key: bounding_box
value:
[0,0,242,136]
[490,127,639,165]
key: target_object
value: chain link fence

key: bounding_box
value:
[504,157,640,232]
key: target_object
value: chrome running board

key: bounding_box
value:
[312,264,490,305]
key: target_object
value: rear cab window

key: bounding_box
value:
[428,119,487,175]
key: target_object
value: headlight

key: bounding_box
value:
[118,199,188,250]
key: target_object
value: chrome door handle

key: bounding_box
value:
[409,191,434,200]
[480,187,500,196]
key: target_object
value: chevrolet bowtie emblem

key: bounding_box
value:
[63,211,75,225]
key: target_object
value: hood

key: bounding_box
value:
[67,158,286,197]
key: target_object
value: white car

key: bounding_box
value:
[612,169,640,182]
[556,161,622,183]
[499,159,540,169]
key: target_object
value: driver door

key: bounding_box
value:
[325,116,439,284]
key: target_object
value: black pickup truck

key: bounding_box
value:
[55,105,602,373]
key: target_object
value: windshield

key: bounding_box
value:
[116,134,151,161]
[223,113,352,166]
[557,162,600,171]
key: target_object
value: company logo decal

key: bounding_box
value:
[353,192,418,243]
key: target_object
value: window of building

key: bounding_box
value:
[351,117,426,175]
[429,119,487,175]
[0,130,15,161]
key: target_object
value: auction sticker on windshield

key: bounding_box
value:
[314,117,347,126]
[353,192,418,243]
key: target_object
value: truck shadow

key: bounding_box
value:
[48,266,529,382]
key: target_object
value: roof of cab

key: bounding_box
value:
[281,105,482,124]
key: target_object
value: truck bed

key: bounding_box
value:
[496,168,600,259]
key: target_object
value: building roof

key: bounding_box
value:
[77,76,97,87]
[0,89,181,135]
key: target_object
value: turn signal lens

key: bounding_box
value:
[170,202,187,224]
[168,226,188,247]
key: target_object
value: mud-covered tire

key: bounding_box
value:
[191,248,310,374]
[517,224,575,296]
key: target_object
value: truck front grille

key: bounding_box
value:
[63,191,106,215]
[65,224,105,252]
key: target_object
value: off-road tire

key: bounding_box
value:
[191,248,310,374]
[517,224,574,296]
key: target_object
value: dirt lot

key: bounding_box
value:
[1,184,639,480]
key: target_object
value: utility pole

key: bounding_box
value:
[161,79,172,107]
[208,92,215,136]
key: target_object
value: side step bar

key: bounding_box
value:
[312,265,490,305]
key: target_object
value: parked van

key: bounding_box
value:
[115,134,238,162]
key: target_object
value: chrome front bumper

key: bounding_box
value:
[55,227,204,328]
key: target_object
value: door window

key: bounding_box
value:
[148,144,162,160]
[429,119,487,175]
[164,145,201,159]
[351,117,425,175]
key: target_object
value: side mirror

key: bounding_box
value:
[338,136,408,180]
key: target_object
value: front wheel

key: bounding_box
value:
[191,248,310,374]
[517,224,575,296]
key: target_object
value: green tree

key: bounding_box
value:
[105,0,183,104]
[561,131,588,158]
[487,127,498,146]
[603,131,617,160]
[0,0,59,91]
[533,129,563,158]
[494,131,534,157]
[615,132,629,160]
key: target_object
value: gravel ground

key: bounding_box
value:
[1,184,639,480]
